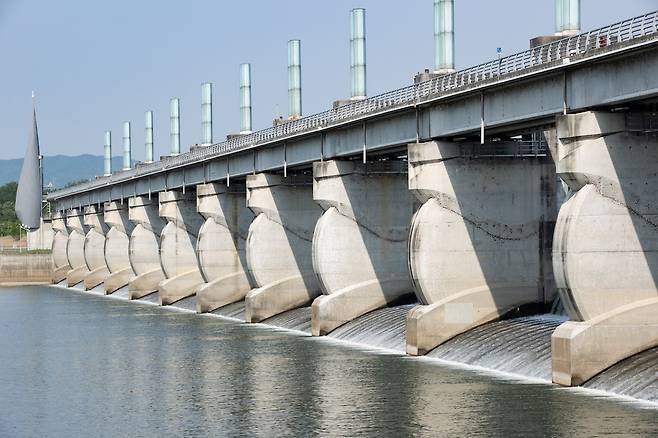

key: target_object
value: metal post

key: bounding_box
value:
[288,40,302,119]
[201,83,213,145]
[350,8,367,99]
[103,130,112,176]
[170,98,181,156]
[556,0,580,36]
[240,63,253,134]
[122,122,131,170]
[144,111,154,163]
[434,0,455,74]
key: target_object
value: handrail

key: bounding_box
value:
[49,10,658,200]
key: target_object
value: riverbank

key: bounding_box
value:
[0,252,51,285]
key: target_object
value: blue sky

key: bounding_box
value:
[1,0,655,161]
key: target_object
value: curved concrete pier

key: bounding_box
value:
[82,205,110,290]
[406,141,556,355]
[65,209,91,287]
[311,160,414,336]
[196,183,254,313]
[128,196,166,299]
[551,112,658,386]
[158,191,205,305]
[103,201,135,294]
[245,174,322,322]
[51,211,70,283]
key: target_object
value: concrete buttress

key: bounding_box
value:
[311,160,415,335]
[82,205,111,290]
[406,141,557,355]
[158,190,205,305]
[244,173,323,322]
[128,196,166,299]
[65,208,91,287]
[103,201,135,294]
[551,111,658,386]
[196,183,254,313]
[51,211,70,283]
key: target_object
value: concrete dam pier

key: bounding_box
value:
[45,8,658,398]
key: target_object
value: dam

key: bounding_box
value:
[8,2,658,433]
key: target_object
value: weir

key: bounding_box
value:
[311,160,414,335]
[406,141,557,356]
[65,208,90,287]
[551,111,658,386]
[158,190,205,305]
[102,201,135,294]
[196,182,254,313]
[128,196,166,299]
[244,173,323,322]
[82,205,110,290]
[51,211,70,283]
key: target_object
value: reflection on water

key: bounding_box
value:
[0,286,656,438]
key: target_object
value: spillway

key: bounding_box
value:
[427,314,567,380]
[211,301,247,321]
[584,347,658,403]
[262,307,312,333]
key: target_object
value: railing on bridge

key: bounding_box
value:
[51,11,658,199]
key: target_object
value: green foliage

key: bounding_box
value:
[0,182,19,238]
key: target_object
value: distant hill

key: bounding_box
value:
[0,155,133,188]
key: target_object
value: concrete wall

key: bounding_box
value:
[28,219,53,251]
[0,253,52,284]
[406,141,557,355]
[158,190,205,305]
[128,196,166,299]
[65,208,90,287]
[51,212,70,283]
[245,173,323,322]
[551,111,658,386]
[311,160,415,335]
[196,182,254,313]
[103,201,135,294]
[82,205,110,290]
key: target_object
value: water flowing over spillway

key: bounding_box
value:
[328,304,415,352]
[170,295,197,312]
[427,314,568,380]
[262,307,312,333]
[584,347,658,403]
[211,300,246,321]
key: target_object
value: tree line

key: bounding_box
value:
[0,182,20,237]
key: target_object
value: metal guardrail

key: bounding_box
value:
[50,11,658,200]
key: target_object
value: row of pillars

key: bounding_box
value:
[52,111,658,388]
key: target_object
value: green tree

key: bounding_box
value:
[0,182,20,238]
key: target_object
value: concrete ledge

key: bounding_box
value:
[196,271,252,313]
[312,278,412,336]
[52,264,70,284]
[552,297,658,386]
[129,268,166,300]
[245,274,319,323]
[84,266,110,291]
[66,266,90,287]
[104,268,134,294]
[158,270,204,305]
[406,285,538,356]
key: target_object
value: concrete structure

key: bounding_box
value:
[27,218,53,250]
[311,160,414,335]
[158,190,205,305]
[196,182,254,313]
[51,212,70,283]
[103,201,135,294]
[64,208,90,287]
[551,111,658,386]
[0,253,52,285]
[82,205,110,290]
[128,196,166,299]
[244,174,323,322]
[406,141,557,355]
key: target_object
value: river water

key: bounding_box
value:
[1,286,657,438]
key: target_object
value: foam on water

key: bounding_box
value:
[261,307,312,333]
[328,304,415,352]
[427,314,567,381]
